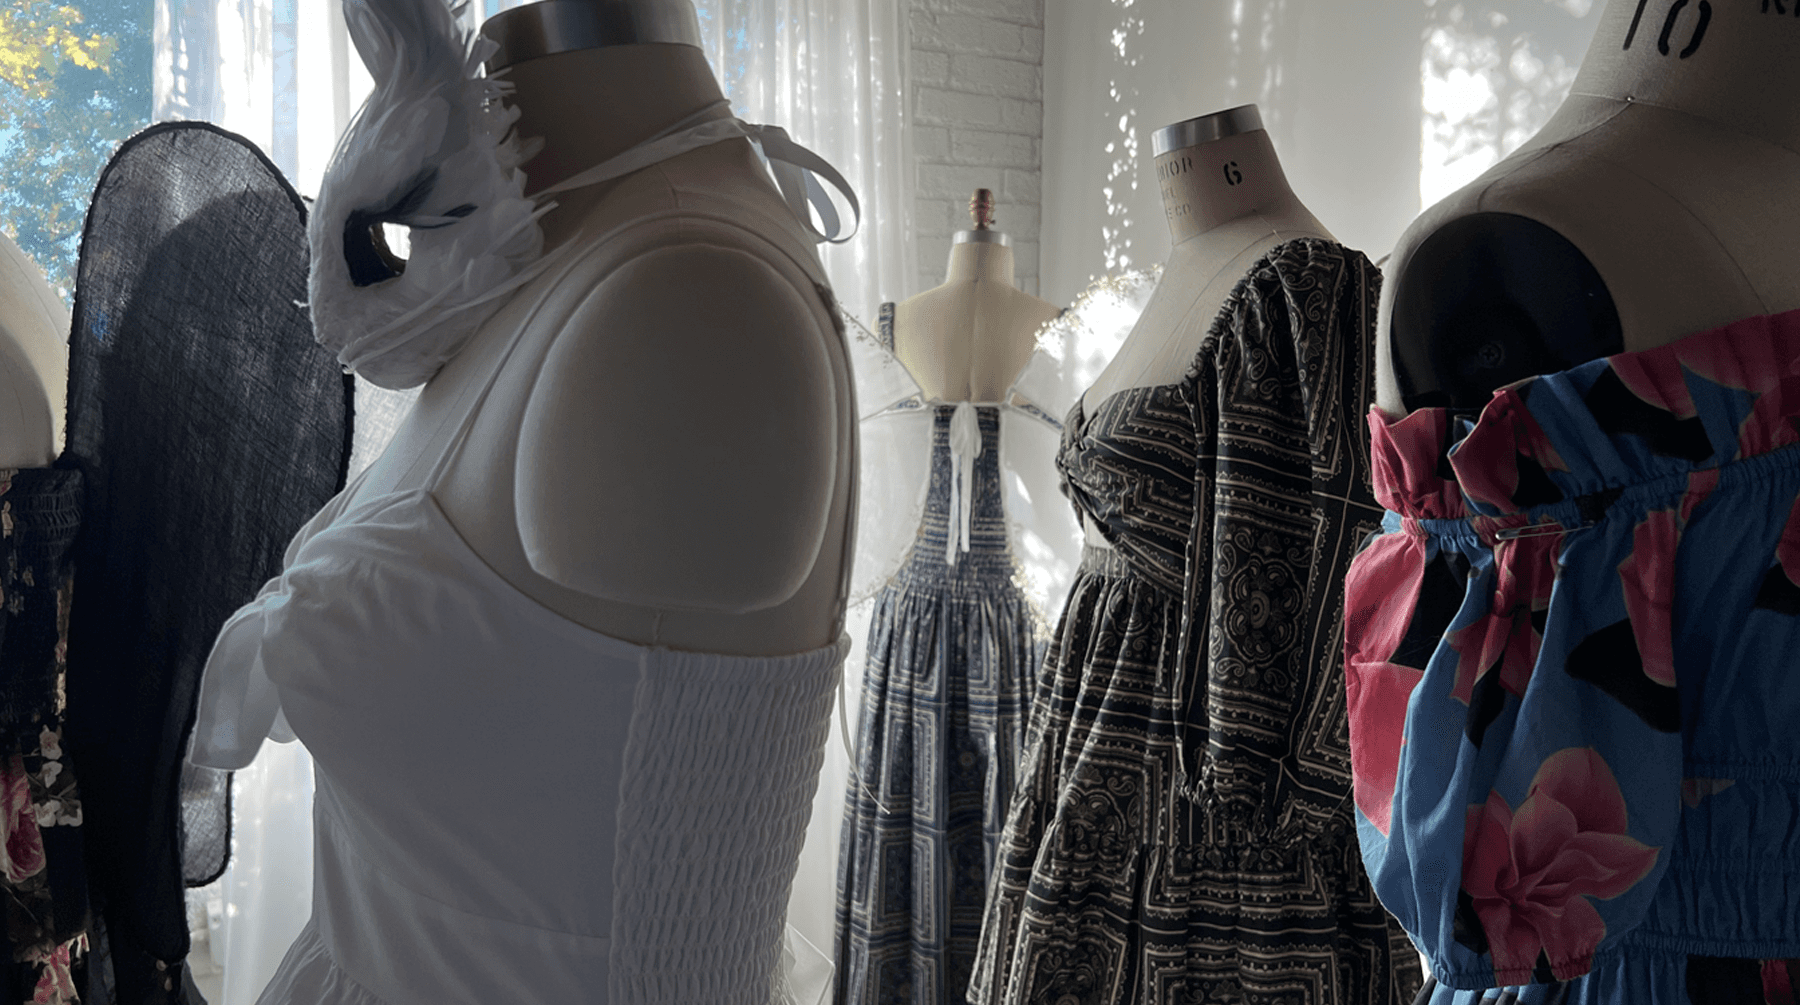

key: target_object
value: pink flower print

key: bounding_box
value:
[0,753,45,883]
[1621,309,1800,460]
[1680,469,1719,525]
[1625,310,1798,404]
[1738,372,1800,459]
[1609,349,1698,422]
[36,726,59,761]
[1369,408,1466,519]
[1343,526,1432,836]
[1452,390,1571,513]
[1765,959,1798,1005]
[29,934,84,1005]
[1448,533,1560,705]
[1462,748,1660,984]
[1345,659,1422,838]
[1617,508,1679,688]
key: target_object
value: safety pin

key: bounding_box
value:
[1493,520,1590,541]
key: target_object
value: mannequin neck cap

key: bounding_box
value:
[484,0,701,71]
[1152,104,1262,158]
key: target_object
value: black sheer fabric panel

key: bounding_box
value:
[61,122,353,1005]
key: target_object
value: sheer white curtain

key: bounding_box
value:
[150,0,913,319]
[1037,0,1602,307]
[153,1,911,1000]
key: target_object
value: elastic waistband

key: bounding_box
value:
[1398,442,1800,544]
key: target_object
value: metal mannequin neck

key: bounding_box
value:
[1151,104,1262,158]
[953,229,1011,248]
[483,0,702,71]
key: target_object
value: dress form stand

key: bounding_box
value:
[0,234,66,468]
[891,189,1059,402]
[1080,103,1331,545]
[1084,104,1331,405]
[353,0,853,656]
[1379,0,1800,413]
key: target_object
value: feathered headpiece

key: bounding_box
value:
[309,0,545,389]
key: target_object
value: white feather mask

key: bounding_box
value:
[309,0,861,390]
[309,0,543,390]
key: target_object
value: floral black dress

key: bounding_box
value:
[968,240,1422,1004]
[0,468,88,1003]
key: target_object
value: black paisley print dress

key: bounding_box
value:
[967,240,1423,1005]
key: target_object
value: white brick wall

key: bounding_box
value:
[909,0,1046,296]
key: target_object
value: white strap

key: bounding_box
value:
[743,123,861,245]
[945,401,982,565]
[535,102,744,198]
[537,103,861,246]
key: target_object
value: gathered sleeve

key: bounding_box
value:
[1174,238,1388,843]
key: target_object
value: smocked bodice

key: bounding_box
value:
[898,405,1014,586]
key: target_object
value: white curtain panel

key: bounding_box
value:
[153,0,912,999]
[1036,0,1603,308]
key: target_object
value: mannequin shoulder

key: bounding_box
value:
[1383,115,1800,403]
[894,284,1060,334]
[514,241,842,612]
[1378,124,1798,410]
[0,233,67,467]
[527,241,839,428]
[1381,196,1624,410]
[994,285,1062,325]
[893,282,963,322]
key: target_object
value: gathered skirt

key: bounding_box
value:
[969,546,1423,1005]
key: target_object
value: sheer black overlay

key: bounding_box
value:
[61,122,353,1005]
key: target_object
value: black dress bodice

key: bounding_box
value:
[1056,383,1198,597]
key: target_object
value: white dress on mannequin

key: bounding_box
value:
[190,29,859,1005]
[191,275,849,1003]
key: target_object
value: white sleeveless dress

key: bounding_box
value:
[188,160,856,1005]
[191,466,847,1004]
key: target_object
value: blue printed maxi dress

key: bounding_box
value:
[1343,308,1800,1002]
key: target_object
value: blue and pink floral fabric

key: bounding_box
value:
[1343,309,1800,1002]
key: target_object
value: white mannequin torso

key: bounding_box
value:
[0,234,66,469]
[892,237,1058,402]
[1081,109,1331,546]
[1378,0,1800,414]
[349,40,852,657]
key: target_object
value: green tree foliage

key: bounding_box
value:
[0,0,150,299]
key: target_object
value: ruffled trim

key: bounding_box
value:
[1369,407,1469,520]
[1376,305,1800,522]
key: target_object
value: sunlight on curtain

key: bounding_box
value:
[153,1,909,1000]
[1041,0,1424,304]
[1040,0,1602,307]
[1420,0,1598,208]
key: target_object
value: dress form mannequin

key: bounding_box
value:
[1080,104,1331,544]
[350,0,853,656]
[1379,0,1800,413]
[0,234,66,468]
[891,189,1059,401]
[1084,105,1331,405]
